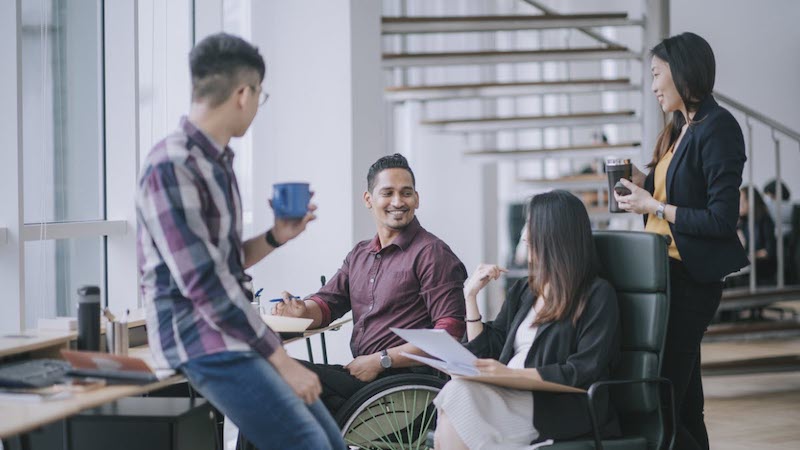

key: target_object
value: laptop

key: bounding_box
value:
[61,350,159,385]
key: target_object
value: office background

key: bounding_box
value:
[0,1,798,447]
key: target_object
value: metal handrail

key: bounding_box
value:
[715,91,800,290]
[714,91,800,141]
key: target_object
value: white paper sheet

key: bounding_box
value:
[390,327,478,373]
[400,352,479,376]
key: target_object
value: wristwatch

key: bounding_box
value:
[379,350,393,369]
[655,202,666,220]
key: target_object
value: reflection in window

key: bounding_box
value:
[22,0,103,224]
[25,237,103,329]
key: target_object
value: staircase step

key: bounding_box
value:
[422,110,638,132]
[704,320,800,342]
[382,47,639,68]
[719,285,800,311]
[465,142,640,161]
[516,173,607,190]
[701,354,800,376]
[385,78,639,101]
[382,13,641,34]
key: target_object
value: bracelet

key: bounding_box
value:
[265,229,283,248]
[466,315,482,323]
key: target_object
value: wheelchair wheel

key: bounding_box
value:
[336,374,445,450]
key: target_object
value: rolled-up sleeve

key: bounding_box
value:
[308,252,354,327]
[417,242,467,339]
[138,162,282,360]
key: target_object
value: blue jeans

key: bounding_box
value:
[180,351,346,450]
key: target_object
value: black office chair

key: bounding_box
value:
[545,231,674,450]
[423,231,675,450]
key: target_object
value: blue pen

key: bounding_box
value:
[269,296,301,303]
[254,288,264,299]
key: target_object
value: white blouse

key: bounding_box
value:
[506,305,539,369]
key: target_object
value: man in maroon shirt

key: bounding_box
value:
[273,153,467,414]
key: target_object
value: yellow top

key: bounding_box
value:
[645,147,681,260]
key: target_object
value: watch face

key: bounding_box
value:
[380,355,392,369]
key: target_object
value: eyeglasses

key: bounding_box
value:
[250,85,270,106]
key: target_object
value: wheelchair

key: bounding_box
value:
[335,373,446,450]
[236,372,446,450]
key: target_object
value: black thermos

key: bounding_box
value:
[77,285,101,351]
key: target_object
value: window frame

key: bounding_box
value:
[0,0,197,333]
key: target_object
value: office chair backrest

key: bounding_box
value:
[594,231,670,449]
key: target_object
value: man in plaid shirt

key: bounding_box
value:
[136,33,345,450]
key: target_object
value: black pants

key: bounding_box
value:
[663,259,723,450]
[299,360,431,418]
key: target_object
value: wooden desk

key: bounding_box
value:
[0,375,183,439]
[285,318,352,364]
[0,318,352,440]
[0,328,181,440]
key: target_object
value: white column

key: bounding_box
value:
[642,0,669,162]
[0,0,24,333]
[105,0,141,312]
[350,1,385,242]
[249,0,383,363]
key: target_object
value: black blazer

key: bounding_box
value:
[644,95,749,282]
[465,278,621,443]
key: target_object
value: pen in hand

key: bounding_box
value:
[269,296,301,303]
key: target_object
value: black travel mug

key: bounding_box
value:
[605,157,633,213]
[77,285,101,351]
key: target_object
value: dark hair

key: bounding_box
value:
[648,32,716,169]
[526,190,598,326]
[190,33,266,107]
[763,179,791,201]
[740,186,769,222]
[367,153,416,192]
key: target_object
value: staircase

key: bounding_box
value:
[381,0,651,232]
[380,0,800,371]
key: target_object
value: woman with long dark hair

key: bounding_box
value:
[433,190,621,449]
[614,32,748,449]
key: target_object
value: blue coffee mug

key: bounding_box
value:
[272,182,311,219]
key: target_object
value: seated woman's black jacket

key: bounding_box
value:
[464,277,621,443]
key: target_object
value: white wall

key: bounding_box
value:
[249,0,383,363]
[672,0,800,200]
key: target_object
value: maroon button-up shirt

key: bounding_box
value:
[309,217,467,357]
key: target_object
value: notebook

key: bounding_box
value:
[61,350,159,384]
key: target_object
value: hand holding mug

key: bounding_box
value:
[270,199,317,245]
[614,179,659,215]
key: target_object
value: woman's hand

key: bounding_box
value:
[464,264,507,299]
[614,178,659,215]
[475,359,513,377]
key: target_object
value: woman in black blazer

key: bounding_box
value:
[433,191,621,449]
[614,32,748,450]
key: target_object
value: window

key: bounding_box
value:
[21,0,105,329]
[2,0,234,333]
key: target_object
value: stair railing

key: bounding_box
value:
[715,91,800,291]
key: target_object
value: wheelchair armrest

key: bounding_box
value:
[584,377,676,450]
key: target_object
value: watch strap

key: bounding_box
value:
[265,229,283,248]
